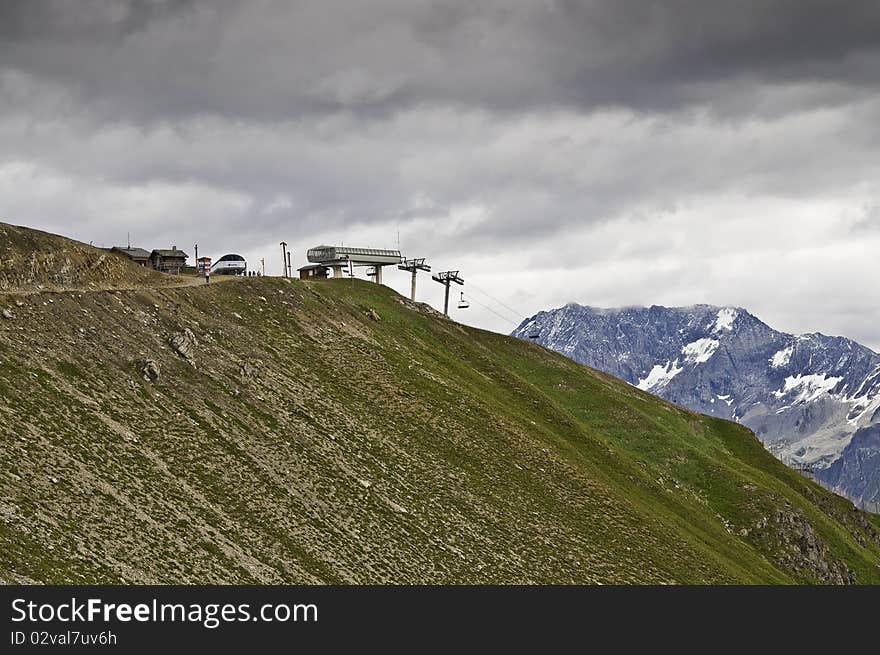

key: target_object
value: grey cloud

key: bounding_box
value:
[2,1,880,123]
[851,203,880,232]
[0,0,194,41]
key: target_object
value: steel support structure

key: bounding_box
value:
[431,270,464,317]
[398,258,431,301]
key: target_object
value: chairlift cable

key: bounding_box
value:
[465,296,521,327]
[464,281,528,324]
[466,282,524,316]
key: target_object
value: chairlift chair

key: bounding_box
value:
[457,292,470,310]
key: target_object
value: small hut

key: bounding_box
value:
[110,247,151,267]
[150,246,188,274]
[298,264,330,280]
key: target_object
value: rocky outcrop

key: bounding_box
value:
[752,504,856,584]
[140,359,160,382]
[396,297,444,318]
[169,328,197,366]
[238,361,259,380]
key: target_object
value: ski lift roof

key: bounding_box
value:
[307,245,402,266]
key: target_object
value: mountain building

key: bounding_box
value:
[150,246,189,274]
[110,247,151,267]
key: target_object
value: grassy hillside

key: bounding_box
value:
[1,227,879,584]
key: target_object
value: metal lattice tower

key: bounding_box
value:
[431,270,464,316]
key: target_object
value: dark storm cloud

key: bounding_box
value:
[0,0,194,41]
[2,0,880,123]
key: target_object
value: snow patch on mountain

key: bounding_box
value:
[846,394,880,426]
[773,374,844,403]
[637,360,683,391]
[712,308,738,333]
[682,338,720,364]
[770,345,793,369]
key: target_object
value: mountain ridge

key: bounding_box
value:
[0,221,178,293]
[513,302,880,508]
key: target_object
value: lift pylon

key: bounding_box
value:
[398,258,431,301]
[431,270,464,317]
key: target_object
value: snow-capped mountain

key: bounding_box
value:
[512,304,880,507]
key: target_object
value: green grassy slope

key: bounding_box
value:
[0,234,879,584]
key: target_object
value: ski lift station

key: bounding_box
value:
[307,245,402,284]
[304,244,470,317]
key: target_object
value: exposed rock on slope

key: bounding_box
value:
[817,426,880,511]
[755,505,855,584]
[169,328,198,365]
[0,222,172,292]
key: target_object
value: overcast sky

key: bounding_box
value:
[2,0,879,348]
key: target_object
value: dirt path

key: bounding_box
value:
[0,273,247,296]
